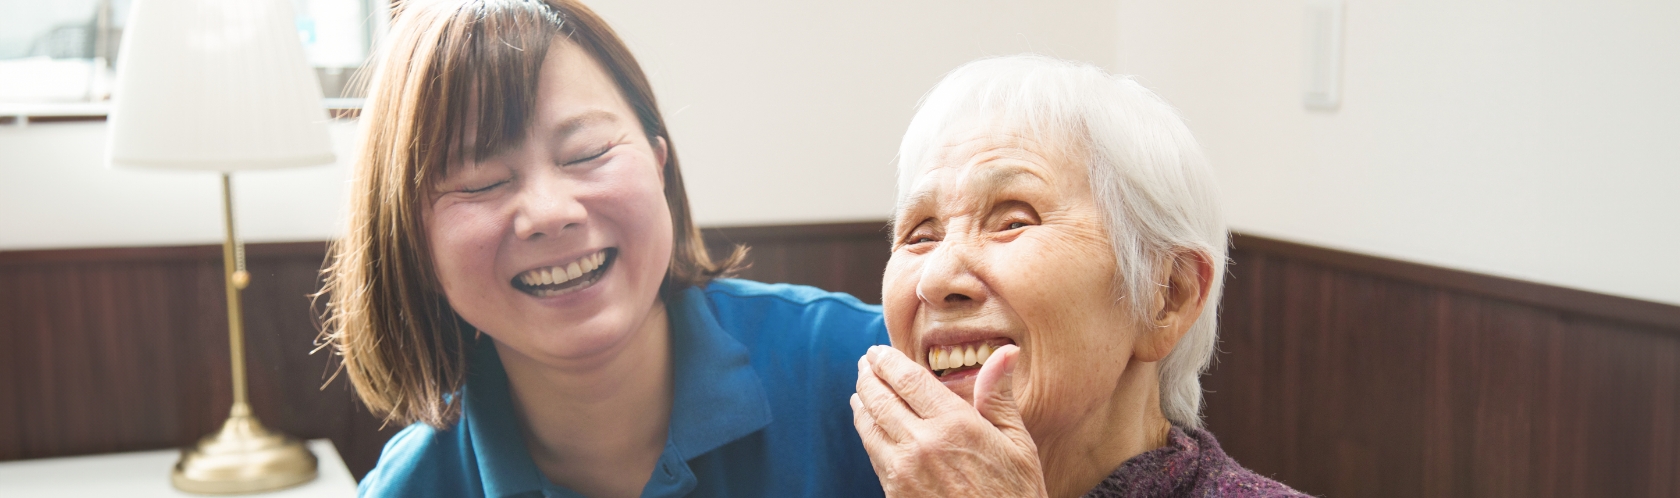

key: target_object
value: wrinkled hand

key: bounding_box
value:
[851,344,1048,498]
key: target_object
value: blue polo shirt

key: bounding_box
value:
[358,279,889,498]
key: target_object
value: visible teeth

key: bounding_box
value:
[929,342,1006,373]
[518,250,610,289]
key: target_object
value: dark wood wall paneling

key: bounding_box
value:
[0,222,888,481]
[1207,235,1680,497]
[3,222,1677,497]
[0,242,395,479]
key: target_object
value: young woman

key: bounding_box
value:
[319,1,886,496]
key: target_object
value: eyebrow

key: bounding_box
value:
[552,109,621,140]
[456,109,622,160]
[894,164,1046,231]
[969,164,1046,192]
[893,188,939,234]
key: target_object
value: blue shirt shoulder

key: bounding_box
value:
[703,278,888,369]
[358,421,482,497]
[358,279,887,498]
[690,280,888,496]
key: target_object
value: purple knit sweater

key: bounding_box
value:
[1082,427,1310,498]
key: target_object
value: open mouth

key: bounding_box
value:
[927,338,1015,378]
[512,248,617,298]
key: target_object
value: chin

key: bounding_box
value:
[538,299,654,361]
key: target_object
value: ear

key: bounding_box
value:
[1134,249,1215,363]
[652,136,669,185]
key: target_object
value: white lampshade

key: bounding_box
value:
[108,0,335,171]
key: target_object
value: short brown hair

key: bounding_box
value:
[318,0,743,428]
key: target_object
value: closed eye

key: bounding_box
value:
[565,144,615,166]
[460,180,508,194]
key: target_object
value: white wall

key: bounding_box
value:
[592,0,1119,225]
[1116,0,1680,305]
[6,0,1675,307]
[0,0,1118,244]
[0,121,355,249]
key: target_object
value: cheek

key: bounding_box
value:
[589,158,675,282]
[426,205,504,292]
[993,237,1131,430]
[880,255,920,347]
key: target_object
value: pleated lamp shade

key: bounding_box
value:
[108,0,335,171]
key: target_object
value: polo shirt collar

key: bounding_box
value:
[463,286,774,498]
[464,339,544,498]
[664,285,774,459]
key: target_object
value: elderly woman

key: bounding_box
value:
[850,55,1307,497]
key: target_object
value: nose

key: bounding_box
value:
[512,172,587,241]
[915,238,987,309]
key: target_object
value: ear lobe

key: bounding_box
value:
[1134,249,1216,362]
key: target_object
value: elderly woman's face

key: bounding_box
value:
[883,123,1138,441]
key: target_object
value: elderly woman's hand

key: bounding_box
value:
[851,345,1049,498]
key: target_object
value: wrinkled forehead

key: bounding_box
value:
[896,116,1087,212]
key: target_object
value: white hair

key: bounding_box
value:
[895,54,1228,429]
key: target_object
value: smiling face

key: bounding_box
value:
[882,122,1143,441]
[424,40,674,364]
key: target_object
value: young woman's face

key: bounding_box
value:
[425,40,674,364]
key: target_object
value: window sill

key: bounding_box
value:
[0,98,363,126]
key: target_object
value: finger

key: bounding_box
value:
[855,354,917,443]
[850,393,898,445]
[972,344,1036,449]
[852,401,903,497]
[865,345,968,419]
[850,393,899,478]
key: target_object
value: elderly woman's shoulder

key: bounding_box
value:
[1084,426,1313,498]
[1183,427,1311,498]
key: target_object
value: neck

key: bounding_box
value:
[1037,360,1173,498]
[495,300,673,498]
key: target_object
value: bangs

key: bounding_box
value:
[423,0,568,180]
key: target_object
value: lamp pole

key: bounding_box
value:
[167,174,317,494]
[221,173,250,412]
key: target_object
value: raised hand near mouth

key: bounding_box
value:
[851,344,1049,498]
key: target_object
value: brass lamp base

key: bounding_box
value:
[172,405,318,494]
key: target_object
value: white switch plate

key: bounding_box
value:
[1304,0,1344,110]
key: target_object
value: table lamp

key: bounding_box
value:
[106,0,335,493]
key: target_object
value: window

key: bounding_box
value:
[0,0,385,113]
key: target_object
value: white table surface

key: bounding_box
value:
[0,439,356,497]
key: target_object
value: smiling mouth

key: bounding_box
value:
[512,248,617,298]
[927,338,1015,378]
